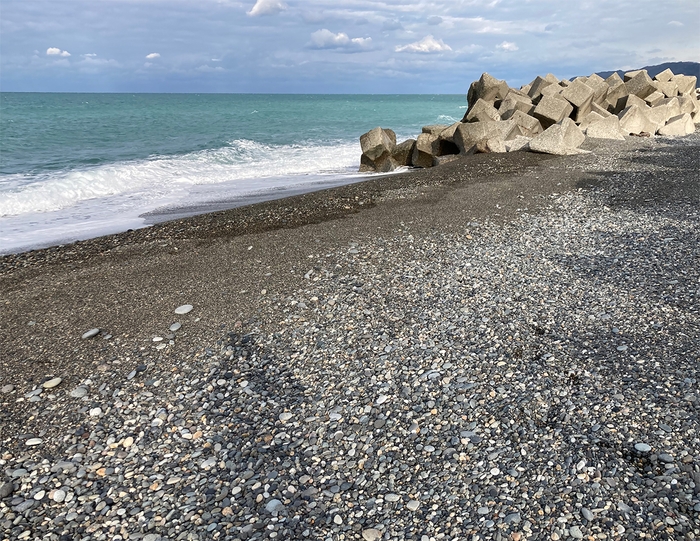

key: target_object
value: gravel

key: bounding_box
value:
[1,133,699,540]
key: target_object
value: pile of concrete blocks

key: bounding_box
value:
[359,68,699,171]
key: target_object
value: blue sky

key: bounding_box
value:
[1,0,698,93]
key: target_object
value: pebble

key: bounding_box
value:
[0,483,14,498]
[362,529,382,541]
[1,384,15,393]
[174,304,193,314]
[89,407,102,416]
[81,328,100,339]
[42,377,62,389]
[569,526,584,539]
[70,386,88,398]
[25,438,42,446]
[169,322,181,332]
[2,137,700,541]
[634,442,652,452]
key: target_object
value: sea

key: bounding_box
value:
[0,93,466,255]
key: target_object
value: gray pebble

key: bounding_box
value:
[81,328,100,339]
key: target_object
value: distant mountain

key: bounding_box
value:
[596,61,699,85]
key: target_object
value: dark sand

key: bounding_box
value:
[1,134,699,444]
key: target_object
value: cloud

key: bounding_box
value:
[247,0,286,17]
[309,29,372,51]
[667,21,683,27]
[145,52,160,59]
[46,47,70,57]
[427,16,443,26]
[395,35,452,54]
[497,41,518,51]
[82,53,97,58]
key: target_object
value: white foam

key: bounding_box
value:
[0,139,361,217]
[0,139,364,253]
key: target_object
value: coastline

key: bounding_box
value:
[1,133,699,540]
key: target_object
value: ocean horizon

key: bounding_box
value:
[0,92,466,254]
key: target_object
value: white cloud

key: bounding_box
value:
[146,52,160,59]
[395,35,451,54]
[46,47,70,57]
[82,53,97,58]
[497,41,518,51]
[309,29,372,50]
[667,21,683,27]
[247,0,286,17]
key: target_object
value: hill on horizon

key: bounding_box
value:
[595,61,699,86]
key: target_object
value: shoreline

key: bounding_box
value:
[1,133,698,540]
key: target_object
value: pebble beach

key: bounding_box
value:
[1,133,699,540]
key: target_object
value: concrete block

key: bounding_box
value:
[654,68,674,82]
[360,127,395,160]
[467,73,510,113]
[422,124,450,135]
[591,102,613,118]
[583,74,610,104]
[464,98,501,123]
[438,122,462,144]
[617,94,648,112]
[672,74,697,95]
[644,91,665,107]
[677,95,696,115]
[606,81,629,113]
[473,138,507,154]
[605,72,624,87]
[391,139,416,167]
[412,132,440,168]
[652,80,678,98]
[528,118,586,156]
[657,97,682,117]
[520,84,532,95]
[579,111,605,130]
[617,105,657,135]
[559,79,572,87]
[658,113,695,136]
[505,135,531,152]
[561,79,595,122]
[646,103,676,132]
[585,116,626,140]
[527,75,555,101]
[540,84,563,99]
[532,95,573,129]
[498,94,534,120]
[453,121,516,154]
[508,110,543,136]
[359,127,397,172]
[625,70,656,99]
[624,70,644,82]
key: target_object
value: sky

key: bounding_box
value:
[1,0,698,93]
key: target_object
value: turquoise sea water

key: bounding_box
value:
[0,93,466,253]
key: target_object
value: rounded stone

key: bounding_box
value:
[362,529,382,541]
[70,386,88,398]
[25,438,42,446]
[407,500,420,511]
[81,328,100,339]
[385,493,400,502]
[265,499,284,513]
[52,489,66,503]
[42,377,62,389]
[1,384,15,393]
[169,322,182,332]
[174,304,193,315]
[122,437,134,448]
[279,413,293,422]
[634,443,651,453]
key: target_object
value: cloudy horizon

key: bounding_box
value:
[1,0,698,93]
